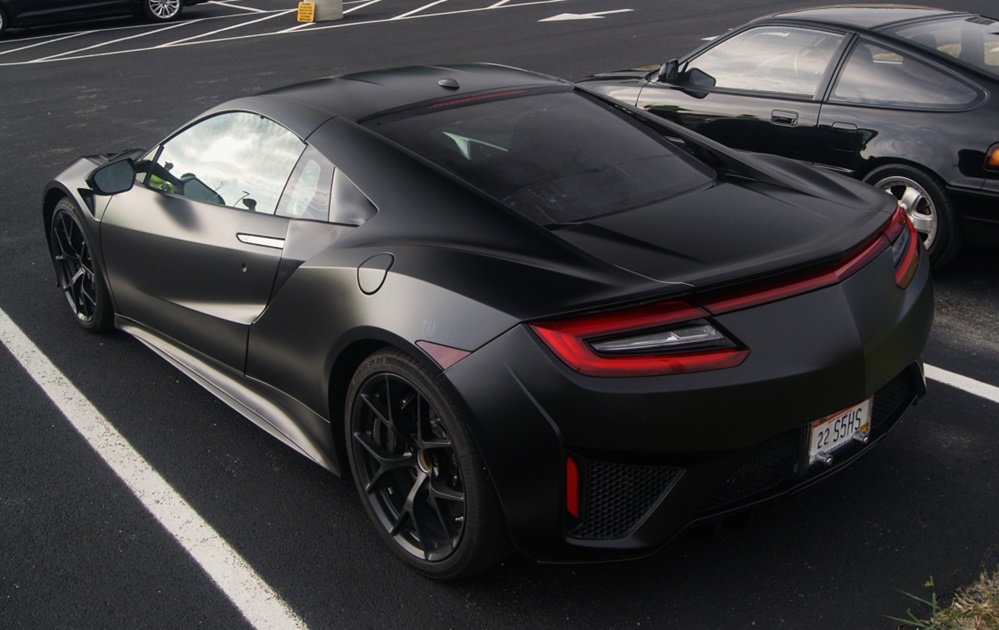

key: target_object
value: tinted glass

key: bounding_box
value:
[831,41,979,108]
[893,15,999,79]
[148,112,305,214]
[365,91,714,225]
[687,27,844,96]
[277,145,334,221]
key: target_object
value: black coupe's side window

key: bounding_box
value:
[685,26,844,97]
[830,41,979,109]
[893,15,999,79]
[146,112,306,214]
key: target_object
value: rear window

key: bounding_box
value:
[891,15,999,79]
[364,90,714,225]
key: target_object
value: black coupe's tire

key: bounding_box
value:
[863,163,961,268]
[345,350,508,579]
[49,199,114,333]
[0,7,8,39]
[142,0,182,22]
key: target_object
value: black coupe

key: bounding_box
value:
[583,5,999,267]
[44,64,932,578]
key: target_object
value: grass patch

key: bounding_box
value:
[891,570,999,629]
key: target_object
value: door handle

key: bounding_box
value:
[831,122,858,132]
[771,110,799,127]
[237,233,285,249]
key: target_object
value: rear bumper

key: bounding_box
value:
[443,245,933,563]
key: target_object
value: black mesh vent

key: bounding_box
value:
[569,461,683,540]
[702,428,801,511]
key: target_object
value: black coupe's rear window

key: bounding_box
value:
[364,90,714,224]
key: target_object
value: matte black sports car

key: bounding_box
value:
[583,5,999,267]
[0,0,203,37]
[44,63,932,579]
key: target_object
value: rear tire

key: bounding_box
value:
[49,199,114,333]
[0,8,8,39]
[345,350,508,579]
[863,163,961,268]
[142,0,182,22]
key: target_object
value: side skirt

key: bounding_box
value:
[118,318,341,475]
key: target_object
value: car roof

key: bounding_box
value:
[758,5,969,30]
[253,63,566,123]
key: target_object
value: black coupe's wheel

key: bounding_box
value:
[49,199,114,333]
[863,163,961,268]
[345,350,507,579]
[0,8,8,39]
[142,0,182,22]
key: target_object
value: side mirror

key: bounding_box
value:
[657,59,679,83]
[86,158,136,195]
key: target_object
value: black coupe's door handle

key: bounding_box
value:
[832,122,859,132]
[771,110,799,127]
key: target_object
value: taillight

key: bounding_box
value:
[530,301,748,377]
[884,205,920,289]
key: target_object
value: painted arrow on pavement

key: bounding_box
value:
[539,9,633,22]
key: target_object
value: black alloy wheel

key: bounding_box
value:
[49,199,113,333]
[143,0,182,22]
[864,163,961,268]
[345,350,507,579]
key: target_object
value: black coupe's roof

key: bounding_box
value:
[760,5,965,30]
[256,64,565,123]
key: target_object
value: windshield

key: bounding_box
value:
[891,15,999,79]
[364,90,714,225]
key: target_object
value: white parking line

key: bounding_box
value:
[156,9,297,47]
[0,307,308,630]
[392,0,449,19]
[31,20,191,62]
[0,30,90,57]
[926,364,999,404]
[345,0,388,14]
[208,0,270,13]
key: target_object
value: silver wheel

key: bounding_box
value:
[143,0,182,21]
[863,163,960,268]
[872,174,937,250]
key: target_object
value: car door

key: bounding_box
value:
[100,111,307,371]
[637,25,847,163]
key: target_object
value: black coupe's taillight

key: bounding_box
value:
[530,301,748,377]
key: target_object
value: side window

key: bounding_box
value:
[146,112,306,215]
[276,145,334,221]
[830,41,979,108]
[685,27,844,97]
[894,16,999,79]
[329,170,377,226]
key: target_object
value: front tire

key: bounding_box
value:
[142,0,182,22]
[863,163,961,268]
[49,199,114,333]
[345,350,508,579]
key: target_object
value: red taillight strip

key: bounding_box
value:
[699,207,919,315]
[700,235,888,315]
[530,301,749,377]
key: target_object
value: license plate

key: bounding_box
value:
[809,398,872,465]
